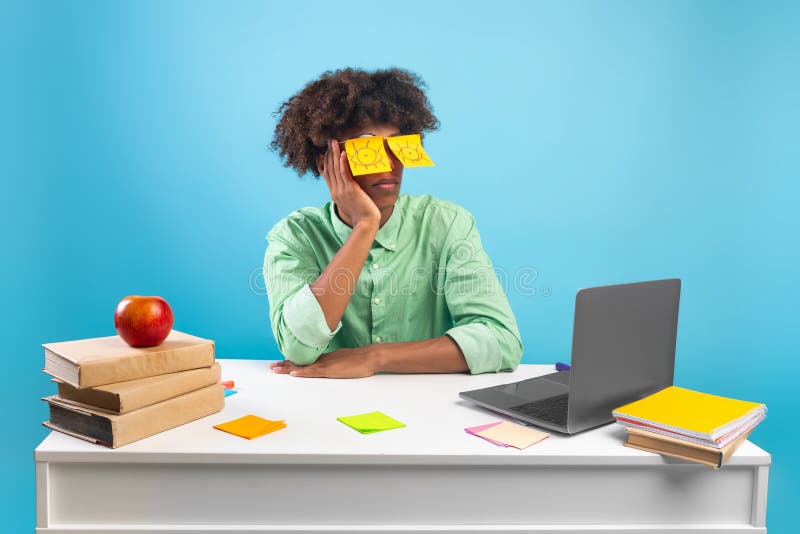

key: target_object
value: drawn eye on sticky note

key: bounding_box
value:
[387,134,434,168]
[344,136,393,176]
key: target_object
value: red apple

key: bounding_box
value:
[114,295,174,347]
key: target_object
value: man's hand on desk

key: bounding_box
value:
[269,346,380,379]
[269,336,469,378]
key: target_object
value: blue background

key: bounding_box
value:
[3,1,798,531]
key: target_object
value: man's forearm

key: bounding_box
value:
[372,335,469,374]
[310,222,378,331]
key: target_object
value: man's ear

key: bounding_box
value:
[316,153,325,176]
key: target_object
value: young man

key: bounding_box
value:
[265,67,522,378]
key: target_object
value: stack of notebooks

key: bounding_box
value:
[42,330,225,448]
[612,386,766,469]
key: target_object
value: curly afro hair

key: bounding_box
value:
[270,67,439,177]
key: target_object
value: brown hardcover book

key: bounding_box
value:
[43,330,215,388]
[624,426,753,469]
[53,363,221,414]
[42,384,224,448]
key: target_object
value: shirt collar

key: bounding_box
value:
[329,196,404,252]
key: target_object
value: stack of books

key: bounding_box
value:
[612,386,766,469]
[42,330,224,448]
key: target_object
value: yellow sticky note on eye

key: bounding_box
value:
[344,136,393,176]
[214,414,286,440]
[386,134,434,168]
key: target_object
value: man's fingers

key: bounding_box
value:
[271,361,296,374]
[325,143,339,191]
[328,139,342,186]
[339,150,355,182]
[271,360,324,378]
[335,140,353,189]
[290,366,321,378]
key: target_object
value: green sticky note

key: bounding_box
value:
[337,411,406,434]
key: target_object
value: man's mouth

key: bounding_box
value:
[372,179,399,190]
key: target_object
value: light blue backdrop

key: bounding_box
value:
[2,1,798,531]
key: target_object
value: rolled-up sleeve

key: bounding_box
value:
[442,211,524,374]
[264,231,341,365]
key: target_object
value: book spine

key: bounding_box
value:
[55,364,222,414]
[79,342,215,388]
[111,385,224,448]
[119,364,221,413]
[57,382,121,412]
[623,441,720,469]
[625,427,753,469]
[719,431,753,466]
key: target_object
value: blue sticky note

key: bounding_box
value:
[224,389,238,397]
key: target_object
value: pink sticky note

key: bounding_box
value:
[465,421,509,447]
[476,421,550,450]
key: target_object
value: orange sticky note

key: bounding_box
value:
[344,136,392,176]
[213,414,286,440]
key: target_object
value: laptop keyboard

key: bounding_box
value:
[509,393,569,426]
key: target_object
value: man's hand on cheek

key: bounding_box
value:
[319,139,381,229]
[269,346,382,379]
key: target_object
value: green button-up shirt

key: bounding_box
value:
[263,194,523,374]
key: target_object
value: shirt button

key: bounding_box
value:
[373,298,381,305]
[388,243,396,250]
[375,336,383,343]
[372,264,379,270]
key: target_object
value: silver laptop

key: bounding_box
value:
[460,278,681,434]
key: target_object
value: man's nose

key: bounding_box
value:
[384,139,402,170]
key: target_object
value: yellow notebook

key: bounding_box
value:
[612,386,765,440]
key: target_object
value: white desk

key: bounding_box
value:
[35,360,770,533]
